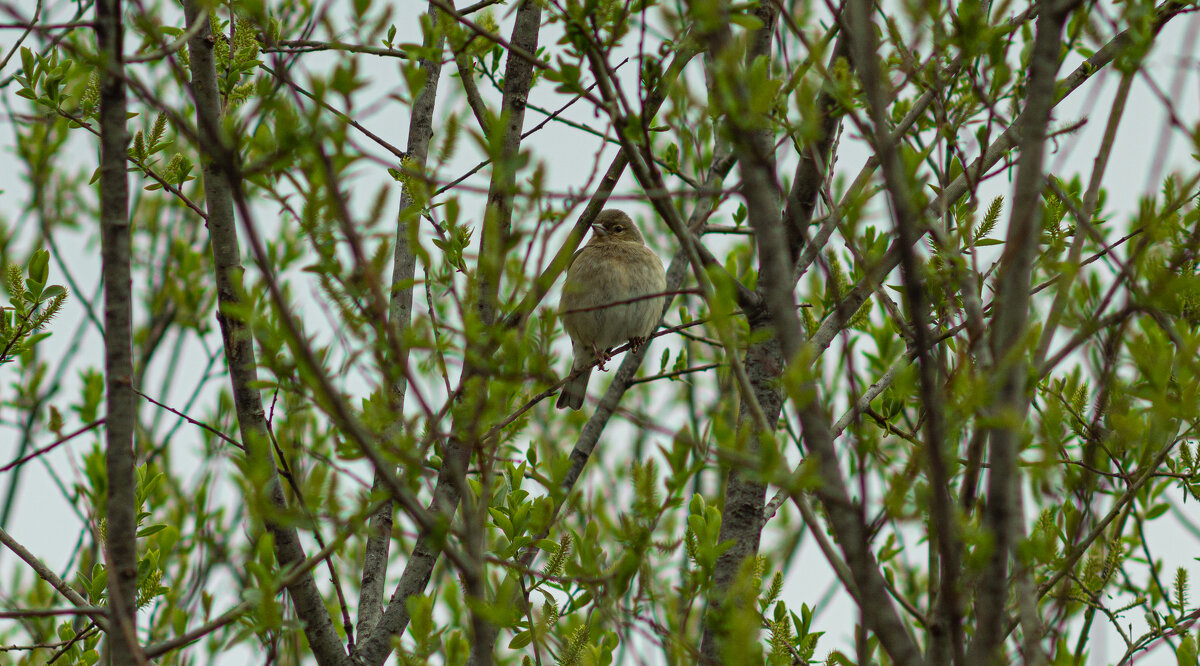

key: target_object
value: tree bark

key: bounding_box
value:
[970,1,1083,662]
[97,0,141,661]
[844,0,962,661]
[352,3,542,664]
[698,4,785,661]
[183,4,348,664]
[356,2,448,642]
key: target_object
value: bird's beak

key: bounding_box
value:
[591,224,608,236]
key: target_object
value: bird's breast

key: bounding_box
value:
[560,244,666,350]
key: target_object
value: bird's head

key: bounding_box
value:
[590,209,645,245]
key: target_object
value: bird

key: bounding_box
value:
[556,209,667,410]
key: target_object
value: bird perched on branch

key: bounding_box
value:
[557,209,667,410]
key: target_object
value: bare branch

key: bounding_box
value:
[0,420,106,472]
[844,0,962,659]
[0,526,108,631]
[356,1,449,643]
[810,0,1191,358]
[183,4,349,662]
[96,0,144,660]
[970,1,1084,662]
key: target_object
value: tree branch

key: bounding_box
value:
[0,526,108,631]
[356,0,448,643]
[970,1,1083,662]
[352,2,543,663]
[697,4,794,661]
[182,4,349,663]
[96,0,143,660]
[844,0,962,660]
[810,0,1189,358]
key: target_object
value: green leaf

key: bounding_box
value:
[729,13,763,30]
[57,622,76,641]
[20,47,34,77]
[28,249,49,284]
[137,524,167,537]
[508,630,533,650]
[1177,634,1198,666]
[25,278,43,300]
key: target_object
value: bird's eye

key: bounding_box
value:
[614,225,624,232]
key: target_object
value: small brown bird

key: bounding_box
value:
[557,209,667,410]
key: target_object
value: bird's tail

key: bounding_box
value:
[556,365,591,410]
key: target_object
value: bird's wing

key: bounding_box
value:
[568,247,585,269]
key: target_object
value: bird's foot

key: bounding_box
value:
[629,336,646,352]
[592,345,613,371]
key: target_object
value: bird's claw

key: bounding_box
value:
[592,345,613,371]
